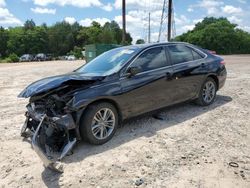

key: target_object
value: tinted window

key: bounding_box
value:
[191,49,204,60]
[131,47,167,72]
[167,45,193,65]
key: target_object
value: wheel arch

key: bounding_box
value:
[207,74,219,90]
[82,98,123,125]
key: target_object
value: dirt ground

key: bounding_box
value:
[0,56,249,188]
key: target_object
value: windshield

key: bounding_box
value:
[76,47,139,76]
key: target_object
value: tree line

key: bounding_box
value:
[175,17,250,55]
[1,17,249,62]
[0,19,133,61]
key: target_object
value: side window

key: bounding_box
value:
[167,45,193,65]
[131,47,167,72]
[191,49,204,60]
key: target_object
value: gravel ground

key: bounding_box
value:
[0,56,250,188]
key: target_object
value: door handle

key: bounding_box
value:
[201,63,206,68]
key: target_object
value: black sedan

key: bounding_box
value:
[18,42,227,171]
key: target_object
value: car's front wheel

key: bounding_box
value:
[80,102,118,145]
[195,77,217,106]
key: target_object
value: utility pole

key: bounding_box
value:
[122,0,126,44]
[158,0,175,42]
[167,0,172,41]
[148,12,151,43]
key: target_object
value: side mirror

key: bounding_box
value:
[126,67,140,77]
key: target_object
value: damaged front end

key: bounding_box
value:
[21,94,78,173]
[18,73,104,172]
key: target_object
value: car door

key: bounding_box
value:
[166,44,206,103]
[119,46,175,118]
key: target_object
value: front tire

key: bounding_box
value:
[80,102,118,145]
[195,77,217,106]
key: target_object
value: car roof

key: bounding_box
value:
[121,42,192,51]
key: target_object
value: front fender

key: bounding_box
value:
[70,81,122,110]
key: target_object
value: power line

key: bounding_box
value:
[158,0,167,42]
[172,3,176,39]
[158,0,176,42]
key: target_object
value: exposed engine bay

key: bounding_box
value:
[21,93,78,172]
[19,73,103,172]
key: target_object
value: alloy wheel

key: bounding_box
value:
[202,81,216,103]
[91,108,115,140]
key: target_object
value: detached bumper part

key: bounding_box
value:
[29,115,77,173]
[31,115,63,173]
[59,138,77,160]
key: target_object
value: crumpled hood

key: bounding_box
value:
[18,72,104,98]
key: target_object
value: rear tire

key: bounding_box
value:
[195,77,217,106]
[80,102,118,145]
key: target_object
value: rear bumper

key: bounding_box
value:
[218,68,227,90]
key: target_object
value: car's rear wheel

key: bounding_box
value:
[80,102,118,145]
[195,77,217,106]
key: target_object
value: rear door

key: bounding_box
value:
[120,46,175,118]
[166,44,206,103]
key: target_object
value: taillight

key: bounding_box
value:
[220,60,226,65]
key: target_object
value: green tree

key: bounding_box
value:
[23,26,48,54]
[99,29,116,43]
[86,21,102,44]
[99,22,116,43]
[68,46,83,59]
[76,27,89,46]
[7,27,26,56]
[77,21,133,46]
[8,53,19,62]
[175,17,250,54]
[48,21,75,56]
[1,19,133,59]
[125,33,133,45]
[0,27,9,57]
[105,21,123,44]
[24,19,36,30]
[136,39,145,44]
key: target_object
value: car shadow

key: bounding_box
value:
[41,95,232,188]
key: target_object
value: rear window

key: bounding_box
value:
[167,45,193,65]
[167,45,205,64]
[191,49,204,60]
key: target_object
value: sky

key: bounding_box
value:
[0,0,250,42]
